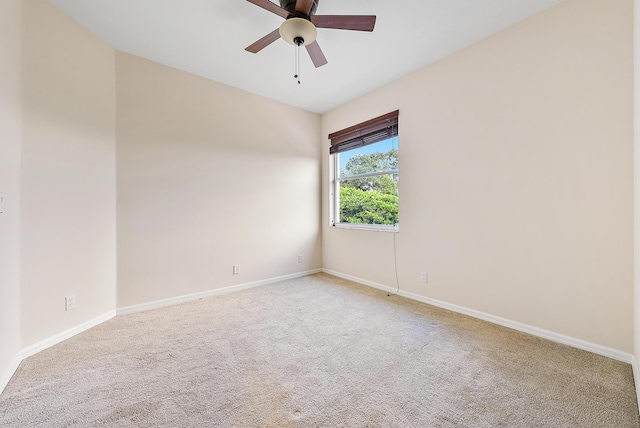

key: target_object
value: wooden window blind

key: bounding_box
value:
[328,110,399,155]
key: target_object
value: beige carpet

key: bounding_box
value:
[0,273,638,427]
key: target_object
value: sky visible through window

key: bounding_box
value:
[339,137,398,173]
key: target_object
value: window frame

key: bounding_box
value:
[329,111,399,232]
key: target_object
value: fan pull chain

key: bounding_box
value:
[294,44,300,84]
[294,37,303,84]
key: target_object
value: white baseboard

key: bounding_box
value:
[21,310,116,360]
[6,269,630,398]
[117,269,323,316]
[323,269,633,364]
[1,310,116,395]
[633,356,640,412]
[0,353,22,395]
[2,270,324,396]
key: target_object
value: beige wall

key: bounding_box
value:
[116,53,322,308]
[20,0,116,346]
[0,0,22,386]
[634,0,640,394]
[322,0,634,353]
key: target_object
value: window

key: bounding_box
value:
[329,110,399,230]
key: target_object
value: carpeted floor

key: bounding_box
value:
[0,273,638,427]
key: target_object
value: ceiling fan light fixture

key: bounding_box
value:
[279,17,317,46]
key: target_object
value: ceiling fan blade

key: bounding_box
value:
[245,28,281,53]
[306,41,328,68]
[312,15,377,32]
[295,0,314,16]
[246,0,290,19]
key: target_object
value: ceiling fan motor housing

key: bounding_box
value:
[279,0,319,17]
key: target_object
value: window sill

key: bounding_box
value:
[331,223,399,233]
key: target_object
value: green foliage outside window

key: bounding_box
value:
[339,149,398,226]
[339,187,398,225]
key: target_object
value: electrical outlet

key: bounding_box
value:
[233,264,240,275]
[0,193,5,214]
[420,272,428,283]
[298,254,303,263]
[65,295,76,311]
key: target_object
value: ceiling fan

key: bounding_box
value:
[245,0,376,68]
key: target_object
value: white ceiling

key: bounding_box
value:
[49,0,564,114]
